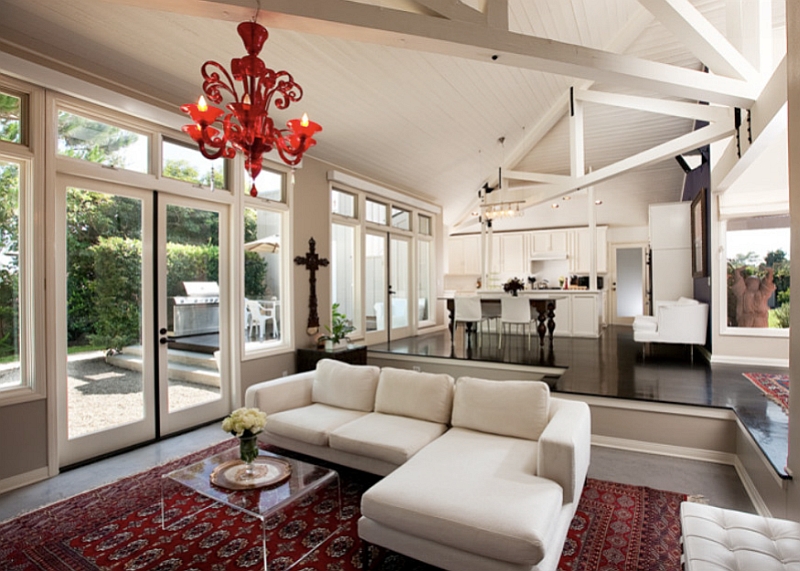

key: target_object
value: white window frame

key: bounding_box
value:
[0,75,45,405]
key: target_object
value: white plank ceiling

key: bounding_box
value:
[0,0,787,231]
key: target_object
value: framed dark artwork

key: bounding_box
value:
[690,187,708,278]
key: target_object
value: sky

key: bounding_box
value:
[727,228,791,264]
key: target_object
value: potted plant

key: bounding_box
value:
[503,277,525,296]
[322,303,356,350]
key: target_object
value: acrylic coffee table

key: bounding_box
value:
[161,446,341,570]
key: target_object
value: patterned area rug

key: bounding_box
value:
[0,442,686,571]
[744,372,790,415]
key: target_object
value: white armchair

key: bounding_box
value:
[633,297,708,348]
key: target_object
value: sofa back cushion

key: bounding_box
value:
[312,359,380,412]
[452,377,550,440]
[374,367,454,424]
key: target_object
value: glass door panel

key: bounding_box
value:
[57,178,155,466]
[365,233,386,342]
[390,236,411,338]
[158,196,230,435]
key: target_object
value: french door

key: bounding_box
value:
[364,231,412,344]
[55,175,230,466]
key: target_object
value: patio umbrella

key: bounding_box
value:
[244,235,280,253]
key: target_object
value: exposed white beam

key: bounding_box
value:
[485,0,508,30]
[513,120,735,205]
[504,170,570,184]
[638,0,760,83]
[412,0,485,25]
[102,0,758,107]
[574,89,731,123]
[713,57,788,192]
[727,0,772,75]
[570,90,585,178]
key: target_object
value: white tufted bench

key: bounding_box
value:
[680,501,800,570]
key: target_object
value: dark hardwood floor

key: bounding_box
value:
[369,325,790,477]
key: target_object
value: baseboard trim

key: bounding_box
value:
[592,435,736,466]
[709,354,789,368]
[0,466,49,495]
[733,455,773,518]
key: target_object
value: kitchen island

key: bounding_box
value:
[442,289,605,342]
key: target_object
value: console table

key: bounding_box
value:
[296,345,368,372]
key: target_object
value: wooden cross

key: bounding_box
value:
[294,237,329,335]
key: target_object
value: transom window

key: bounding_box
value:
[391,207,410,231]
[365,199,387,225]
[0,90,23,145]
[246,167,284,202]
[332,189,356,218]
[418,214,432,236]
[162,138,226,190]
[57,109,148,173]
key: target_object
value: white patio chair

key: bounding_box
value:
[246,299,276,340]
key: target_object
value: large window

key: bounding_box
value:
[246,167,284,201]
[418,239,433,323]
[726,215,790,329]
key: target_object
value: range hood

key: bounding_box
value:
[530,252,568,261]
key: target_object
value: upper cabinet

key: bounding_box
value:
[530,230,568,256]
[447,234,481,274]
[447,226,607,276]
[570,227,608,273]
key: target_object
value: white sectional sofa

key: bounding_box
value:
[244,359,592,571]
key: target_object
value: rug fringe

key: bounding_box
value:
[686,494,709,504]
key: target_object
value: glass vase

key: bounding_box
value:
[238,434,259,477]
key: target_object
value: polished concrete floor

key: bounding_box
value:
[0,422,753,524]
[370,325,790,477]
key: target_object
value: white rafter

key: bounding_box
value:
[638,0,760,83]
[411,0,485,25]
[101,0,757,107]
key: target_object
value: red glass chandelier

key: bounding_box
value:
[181,21,322,197]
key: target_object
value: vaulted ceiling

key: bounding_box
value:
[0,0,787,231]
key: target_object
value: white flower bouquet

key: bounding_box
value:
[221,407,267,438]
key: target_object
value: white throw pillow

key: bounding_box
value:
[677,296,699,305]
[311,359,380,412]
[374,367,454,424]
[452,377,550,440]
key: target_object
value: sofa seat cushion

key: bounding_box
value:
[452,377,550,441]
[361,427,563,565]
[312,359,380,412]
[374,368,454,424]
[264,403,368,446]
[329,412,447,465]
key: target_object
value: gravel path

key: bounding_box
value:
[0,356,219,438]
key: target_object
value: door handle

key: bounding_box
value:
[159,337,169,345]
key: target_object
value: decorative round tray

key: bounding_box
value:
[210,457,292,490]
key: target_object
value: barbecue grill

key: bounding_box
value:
[173,281,220,337]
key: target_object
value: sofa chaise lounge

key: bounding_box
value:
[245,359,592,571]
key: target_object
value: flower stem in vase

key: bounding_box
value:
[238,434,260,478]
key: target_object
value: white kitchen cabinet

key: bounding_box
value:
[499,233,526,274]
[571,294,600,337]
[569,227,607,274]
[530,230,568,255]
[551,296,572,337]
[447,235,480,274]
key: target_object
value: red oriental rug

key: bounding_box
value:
[744,372,790,415]
[0,442,686,571]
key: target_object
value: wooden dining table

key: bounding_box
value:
[441,293,562,347]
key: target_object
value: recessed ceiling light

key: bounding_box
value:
[562,196,571,201]
[594,200,603,205]
[551,203,559,209]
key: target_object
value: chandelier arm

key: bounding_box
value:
[201,61,240,105]
[271,71,303,110]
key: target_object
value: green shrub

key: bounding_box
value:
[773,303,791,329]
[89,237,142,353]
